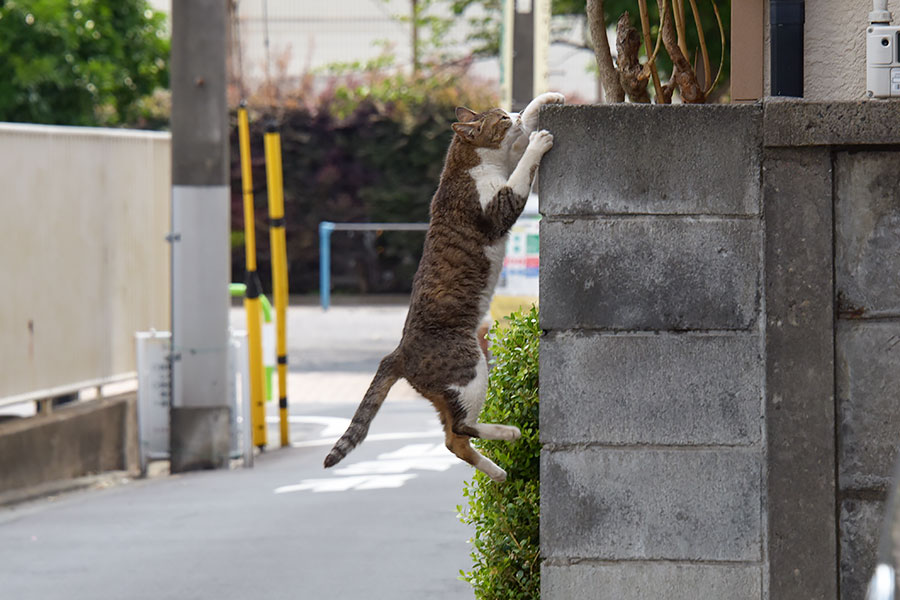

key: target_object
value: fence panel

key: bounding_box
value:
[0,123,171,404]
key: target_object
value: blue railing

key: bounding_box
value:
[318,221,429,310]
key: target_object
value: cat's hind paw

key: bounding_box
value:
[500,425,522,441]
[473,423,521,440]
[490,468,508,483]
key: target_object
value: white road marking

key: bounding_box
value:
[275,474,417,493]
[274,443,460,494]
[264,415,350,437]
[290,430,444,448]
[262,415,444,447]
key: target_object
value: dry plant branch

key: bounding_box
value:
[659,0,706,103]
[615,13,650,103]
[706,0,727,95]
[586,0,626,103]
[636,0,665,100]
[660,75,677,104]
[687,0,711,91]
[646,13,666,72]
[673,0,689,58]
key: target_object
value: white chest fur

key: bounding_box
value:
[467,146,523,317]
[468,160,506,210]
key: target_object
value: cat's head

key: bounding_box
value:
[451,107,524,150]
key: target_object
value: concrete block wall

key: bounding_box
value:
[539,104,766,598]
[539,101,900,600]
[834,150,900,599]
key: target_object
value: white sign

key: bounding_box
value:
[135,331,172,474]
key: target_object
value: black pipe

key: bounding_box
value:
[770,0,805,97]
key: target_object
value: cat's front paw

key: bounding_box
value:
[527,129,554,155]
[538,92,566,106]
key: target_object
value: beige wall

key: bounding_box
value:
[0,124,171,404]
[803,0,870,101]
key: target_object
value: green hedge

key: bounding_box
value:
[460,306,541,600]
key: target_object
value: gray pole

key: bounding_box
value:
[169,0,232,473]
[511,0,535,111]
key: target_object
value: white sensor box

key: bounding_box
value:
[867,24,900,98]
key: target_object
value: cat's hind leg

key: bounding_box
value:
[426,390,509,482]
[446,431,508,483]
[450,358,521,442]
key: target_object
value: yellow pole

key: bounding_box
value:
[264,125,290,448]
[238,105,268,450]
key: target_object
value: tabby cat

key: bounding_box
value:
[324,92,565,482]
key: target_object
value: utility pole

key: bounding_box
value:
[512,0,535,111]
[169,0,231,473]
[502,0,551,111]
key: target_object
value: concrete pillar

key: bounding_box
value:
[169,0,232,472]
[763,146,837,598]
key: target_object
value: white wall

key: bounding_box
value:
[0,124,171,403]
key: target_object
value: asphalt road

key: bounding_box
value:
[0,304,478,600]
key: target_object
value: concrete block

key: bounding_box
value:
[840,499,884,600]
[540,331,762,446]
[539,104,762,216]
[542,562,762,600]
[170,406,231,472]
[835,151,900,317]
[837,320,900,491]
[540,218,760,331]
[763,147,838,600]
[541,448,762,561]
[764,100,900,147]
[0,395,136,494]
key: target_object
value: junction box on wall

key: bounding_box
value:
[867,1,900,97]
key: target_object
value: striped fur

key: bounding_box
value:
[323,351,401,468]
[323,93,564,480]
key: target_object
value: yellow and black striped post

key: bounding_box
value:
[264,123,290,448]
[238,105,268,450]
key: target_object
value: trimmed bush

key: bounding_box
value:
[459,306,540,600]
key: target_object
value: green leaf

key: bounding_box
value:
[459,306,540,599]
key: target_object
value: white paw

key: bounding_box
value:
[539,92,566,106]
[501,425,521,441]
[490,468,508,483]
[527,129,554,154]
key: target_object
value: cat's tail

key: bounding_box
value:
[324,350,402,468]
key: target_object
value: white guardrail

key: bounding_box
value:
[0,123,171,408]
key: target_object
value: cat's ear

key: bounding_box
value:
[452,121,481,142]
[455,107,479,123]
